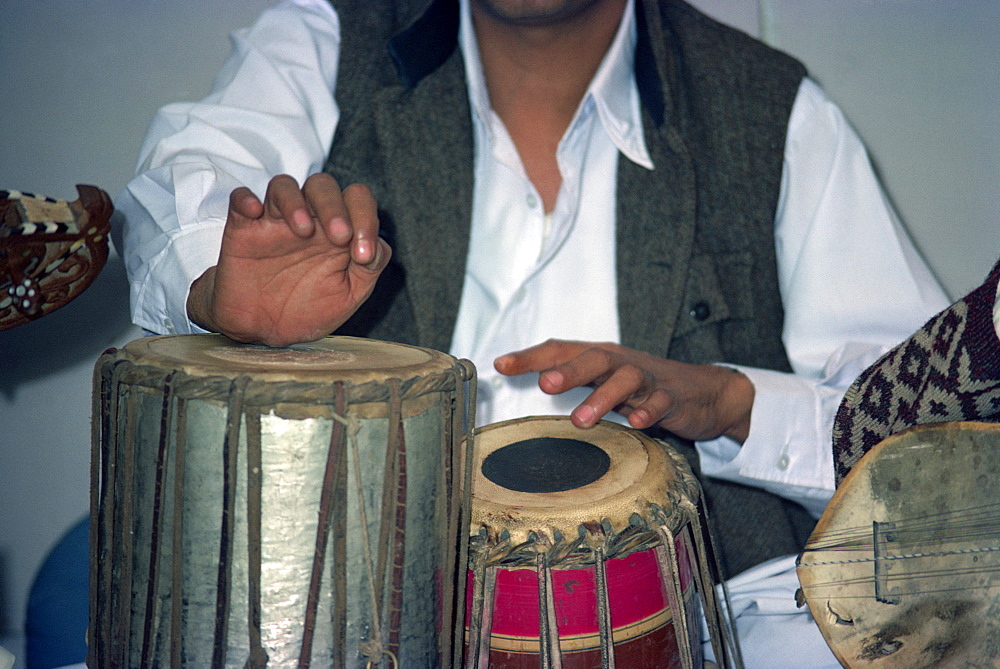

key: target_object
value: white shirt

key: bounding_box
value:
[118,0,948,514]
[116,2,953,664]
[451,0,636,426]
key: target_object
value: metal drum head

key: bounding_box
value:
[123,333,456,383]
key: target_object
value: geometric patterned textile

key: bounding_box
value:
[832,258,1000,484]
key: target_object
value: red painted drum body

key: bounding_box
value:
[467,540,698,668]
[463,417,736,669]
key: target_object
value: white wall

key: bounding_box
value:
[691,0,1000,297]
[0,1,996,666]
[0,2,277,665]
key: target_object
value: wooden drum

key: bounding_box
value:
[89,335,475,668]
[463,416,738,669]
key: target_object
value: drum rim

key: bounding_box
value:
[125,332,457,369]
[468,416,700,563]
[101,335,470,403]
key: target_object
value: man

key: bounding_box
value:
[119,0,948,663]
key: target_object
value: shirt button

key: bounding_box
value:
[164,317,174,333]
[777,454,790,470]
[490,377,503,389]
[526,193,538,209]
[690,301,711,321]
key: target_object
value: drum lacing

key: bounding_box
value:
[364,649,398,669]
[469,516,668,569]
[330,411,392,668]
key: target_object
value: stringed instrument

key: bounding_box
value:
[797,421,999,668]
[0,185,112,331]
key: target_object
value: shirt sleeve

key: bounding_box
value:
[116,0,342,334]
[696,78,951,517]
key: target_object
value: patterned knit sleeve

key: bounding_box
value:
[832,258,1000,485]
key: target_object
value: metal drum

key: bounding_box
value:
[463,416,739,669]
[89,334,475,668]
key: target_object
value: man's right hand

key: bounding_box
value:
[186,173,390,347]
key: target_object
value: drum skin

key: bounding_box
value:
[89,334,474,669]
[463,417,714,669]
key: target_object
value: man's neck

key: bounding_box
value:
[471,0,628,211]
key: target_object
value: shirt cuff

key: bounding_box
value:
[131,222,223,336]
[696,365,836,517]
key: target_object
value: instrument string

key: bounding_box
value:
[800,559,1000,584]
[799,559,1000,598]
[799,544,1000,567]
[808,519,1000,549]
[801,504,1000,555]
[799,578,1000,600]
[798,502,1000,599]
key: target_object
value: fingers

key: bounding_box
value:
[564,358,656,428]
[497,339,754,441]
[624,388,675,430]
[298,175,383,266]
[494,341,628,404]
[536,346,621,395]
[494,339,586,377]
[302,173,350,243]
[364,236,393,274]
[228,187,264,222]
[496,341,651,428]
[264,174,314,236]
[314,178,386,272]
[250,174,384,265]
[341,183,381,267]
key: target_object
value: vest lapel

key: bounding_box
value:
[374,50,474,353]
[616,118,696,357]
[618,0,696,357]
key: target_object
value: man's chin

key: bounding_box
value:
[471,0,611,28]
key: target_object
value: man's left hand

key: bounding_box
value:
[494,339,754,444]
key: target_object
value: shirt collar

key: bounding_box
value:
[458,0,653,170]
[458,0,492,129]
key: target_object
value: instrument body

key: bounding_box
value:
[90,335,475,668]
[464,416,738,669]
[797,422,1000,668]
[0,185,111,330]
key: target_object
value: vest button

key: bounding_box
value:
[690,301,711,321]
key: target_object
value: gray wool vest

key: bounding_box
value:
[325,0,814,576]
